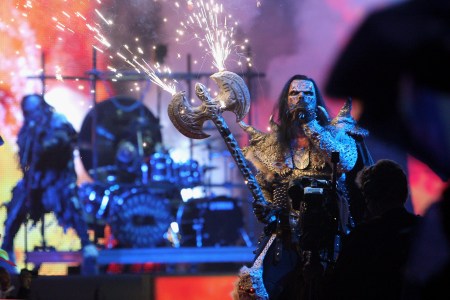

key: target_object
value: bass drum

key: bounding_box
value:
[176,196,244,247]
[108,187,173,248]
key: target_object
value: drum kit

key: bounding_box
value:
[77,96,247,248]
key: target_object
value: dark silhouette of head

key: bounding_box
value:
[19,268,32,289]
[0,266,11,292]
[21,94,54,124]
[357,159,409,218]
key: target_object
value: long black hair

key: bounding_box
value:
[274,74,329,150]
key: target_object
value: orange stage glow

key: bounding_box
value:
[0,0,111,275]
[155,275,238,300]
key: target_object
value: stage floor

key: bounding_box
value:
[28,273,240,300]
[22,247,254,299]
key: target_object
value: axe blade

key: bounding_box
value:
[211,71,250,122]
[167,91,210,139]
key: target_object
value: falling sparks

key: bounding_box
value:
[176,0,250,72]
[18,0,255,95]
[18,1,114,53]
[14,1,262,97]
[54,65,63,81]
[196,1,231,71]
[113,41,177,95]
[94,8,112,26]
[88,6,177,94]
[23,1,177,95]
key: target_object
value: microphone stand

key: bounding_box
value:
[331,151,341,263]
[21,123,37,269]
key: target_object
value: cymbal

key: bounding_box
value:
[78,96,162,181]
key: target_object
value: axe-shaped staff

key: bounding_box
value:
[168,71,274,223]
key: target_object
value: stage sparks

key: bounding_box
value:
[11,0,257,96]
[48,1,178,95]
[90,6,178,95]
[112,41,178,95]
[175,0,251,72]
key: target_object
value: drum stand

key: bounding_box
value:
[239,228,253,247]
[191,219,252,248]
[193,218,205,248]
